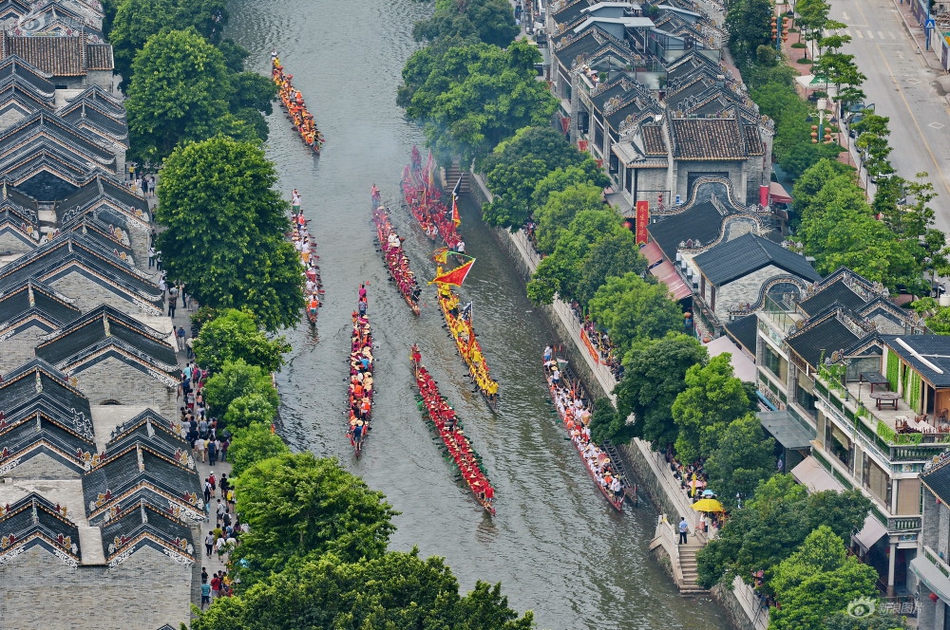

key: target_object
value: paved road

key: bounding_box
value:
[829,0,950,233]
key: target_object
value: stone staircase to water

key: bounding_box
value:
[677,539,708,595]
[443,163,470,195]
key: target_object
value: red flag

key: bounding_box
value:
[451,195,461,228]
[430,259,474,286]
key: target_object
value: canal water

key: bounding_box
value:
[225,1,731,628]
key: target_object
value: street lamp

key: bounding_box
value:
[807,98,833,144]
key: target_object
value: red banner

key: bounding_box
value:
[635,200,649,245]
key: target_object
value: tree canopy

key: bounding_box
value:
[480,126,604,229]
[769,526,879,630]
[697,475,871,589]
[412,0,519,47]
[399,41,557,161]
[226,422,290,479]
[232,452,398,584]
[724,0,772,66]
[587,272,682,362]
[671,354,752,462]
[193,550,535,630]
[126,29,235,163]
[534,184,604,255]
[193,309,290,375]
[203,359,279,425]
[703,412,776,507]
[607,333,707,447]
[155,135,304,331]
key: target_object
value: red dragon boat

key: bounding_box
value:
[371,185,421,316]
[346,290,373,457]
[401,147,462,250]
[290,190,322,329]
[411,345,495,515]
[543,349,632,512]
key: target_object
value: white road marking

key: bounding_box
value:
[878,31,886,38]
[867,30,875,39]
[890,31,897,39]
[856,29,864,38]
[842,10,850,19]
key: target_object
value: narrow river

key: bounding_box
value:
[225,1,731,627]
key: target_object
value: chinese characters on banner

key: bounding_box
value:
[635,200,649,245]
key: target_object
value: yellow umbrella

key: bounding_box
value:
[691,498,724,512]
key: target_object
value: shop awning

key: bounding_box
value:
[910,555,950,603]
[769,181,792,204]
[758,410,814,449]
[652,260,693,301]
[791,456,844,493]
[707,336,757,382]
[853,514,889,553]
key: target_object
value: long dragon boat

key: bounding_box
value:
[371,186,421,316]
[435,281,498,411]
[411,345,496,515]
[346,289,373,457]
[271,53,324,154]
[290,190,322,329]
[401,147,462,250]
[542,349,630,512]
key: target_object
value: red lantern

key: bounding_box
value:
[930,592,939,603]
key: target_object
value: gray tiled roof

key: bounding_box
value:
[881,335,950,389]
[0,278,80,328]
[648,200,728,262]
[725,314,757,354]
[694,233,820,286]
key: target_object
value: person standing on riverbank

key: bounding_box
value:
[678,517,689,544]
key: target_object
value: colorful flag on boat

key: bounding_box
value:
[450,175,463,228]
[430,259,475,286]
[425,151,435,192]
[433,248,449,264]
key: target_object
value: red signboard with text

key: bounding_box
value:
[635,200,649,245]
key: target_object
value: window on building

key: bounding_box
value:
[764,346,783,381]
[865,458,889,506]
[795,384,817,415]
[897,478,921,516]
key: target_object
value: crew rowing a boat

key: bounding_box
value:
[371,185,422,315]
[271,51,324,153]
[289,189,323,328]
[347,289,373,456]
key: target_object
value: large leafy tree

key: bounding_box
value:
[192,550,535,630]
[227,423,290,479]
[126,29,233,162]
[769,526,879,630]
[534,184,605,254]
[110,0,229,85]
[697,475,871,589]
[232,453,398,585]
[413,0,519,47]
[399,41,557,161]
[155,135,304,330]
[587,272,683,365]
[724,0,773,66]
[575,230,647,306]
[193,309,290,375]
[203,359,279,421]
[607,333,707,447]
[527,208,627,305]
[704,412,777,507]
[481,127,600,229]
[671,354,751,462]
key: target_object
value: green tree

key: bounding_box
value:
[796,0,831,59]
[155,135,304,331]
[193,309,290,375]
[587,272,682,359]
[203,359,279,420]
[854,113,895,185]
[480,126,596,229]
[224,393,278,431]
[126,29,232,162]
[704,412,776,507]
[534,184,604,254]
[725,0,773,65]
[824,611,909,630]
[530,164,611,218]
[192,550,534,629]
[413,0,519,47]
[672,354,751,462]
[527,208,628,304]
[575,230,648,306]
[232,452,398,583]
[606,333,707,446]
[399,41,557,161]
[696,475,871,589]
[769,526,879,630]
[227,423,290,479]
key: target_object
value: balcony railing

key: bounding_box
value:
[888,516,922,532]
